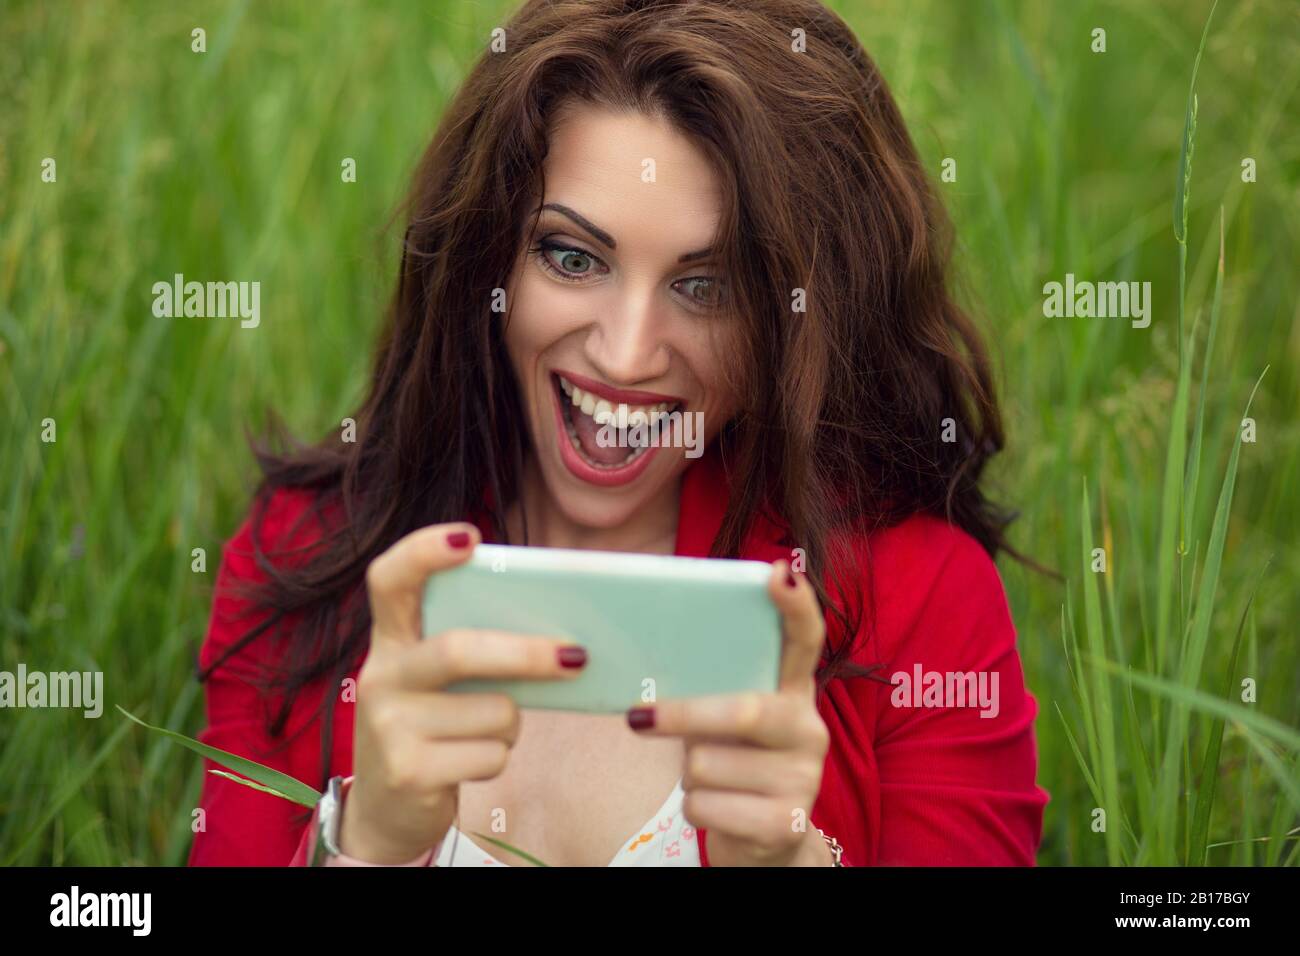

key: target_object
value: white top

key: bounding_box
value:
[434,776,701,867]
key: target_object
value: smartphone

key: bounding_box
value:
[420,543,782,713]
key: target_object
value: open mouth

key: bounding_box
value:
[551,372,684,471]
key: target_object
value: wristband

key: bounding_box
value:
[308,775,436,867]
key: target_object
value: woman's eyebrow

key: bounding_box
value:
[676,246,715,264]
[539,203,616,249]
[538,202,715,263]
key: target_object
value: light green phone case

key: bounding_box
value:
[420,544,782,712]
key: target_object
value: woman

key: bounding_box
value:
[189,0,1049,867]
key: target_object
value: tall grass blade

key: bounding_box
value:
[1173,0,1217,244]
[469,832,551,867]
[117,706,321,809]
[1189,558,1269,865]
[1080,482,1122,863]
[1185,208,1226,534]
[1152,369,1266,859]
[1099,664,1300,753]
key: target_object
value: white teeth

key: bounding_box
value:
[554,372,692,469]
[556,374,680,431]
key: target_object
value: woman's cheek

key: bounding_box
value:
[691,334,746,438]
[513,278,590,353]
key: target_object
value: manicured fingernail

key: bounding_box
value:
[786,569,798,589]
[626,706,655,730]
[557,645,587,669]
[447,531,471,549]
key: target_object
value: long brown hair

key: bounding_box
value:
[204,0,1015,788]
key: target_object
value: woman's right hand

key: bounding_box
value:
[337,522,587,864]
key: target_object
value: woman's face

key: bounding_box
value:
[502,103,742,533]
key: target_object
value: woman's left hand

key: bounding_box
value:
[626,559,835,866]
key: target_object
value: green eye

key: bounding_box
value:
[675,276,726,308]
[556,249,593,273]
[532,240,606,281]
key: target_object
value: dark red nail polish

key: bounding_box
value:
[627,706,655,730]
[447,531,471,549]
[557,646,587,669]
[786,570,798,589]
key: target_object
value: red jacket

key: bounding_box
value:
[189,447,1048,866]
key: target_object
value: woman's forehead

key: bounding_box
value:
[538,105,723,254]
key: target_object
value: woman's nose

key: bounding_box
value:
[585,286,671,384]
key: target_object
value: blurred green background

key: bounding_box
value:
[1,0,1296,865]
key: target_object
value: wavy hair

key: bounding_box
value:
[202,0,1016,789]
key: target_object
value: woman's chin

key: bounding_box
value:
[548,474,662,529]
[536,451,680,535]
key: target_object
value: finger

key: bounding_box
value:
[374,691,522,746]
[768,559,825,692]
[682,741,822,797]
[681,789,806,854]
[395,628,587,691]
[367,523,480,640]
[409,738,513,789]
[627,691,814,749]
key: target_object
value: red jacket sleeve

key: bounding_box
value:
[864,517,1048,865]
[187,488,328,866]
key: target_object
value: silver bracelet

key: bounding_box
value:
[815,826,845,866]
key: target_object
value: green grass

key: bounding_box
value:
[1,0,1297,865]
